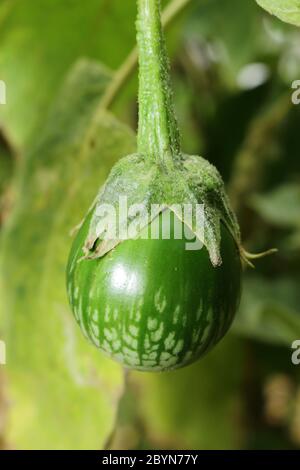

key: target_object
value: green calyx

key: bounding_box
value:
[83,0,242,267]
[84,153,241,267]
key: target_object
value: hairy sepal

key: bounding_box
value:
[83,153,241,267]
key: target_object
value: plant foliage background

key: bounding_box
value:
[0,0,300,450]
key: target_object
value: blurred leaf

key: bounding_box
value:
[256,0,300,26]
[0,371,7,449]
[133,336,245,450]
[250,183,300,228]
[0,0,137,148]
[233,276,300,345]
[0,59,136,449]
[186,0,269,86]
[288,229,300,250]
[173,75,204,155]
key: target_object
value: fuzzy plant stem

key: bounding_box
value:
[136,0,181,169]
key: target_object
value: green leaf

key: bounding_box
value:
[133,336,245,450]
[0,0,137,148]
[256,0,300,26]
[250,183,300,228]
[0,59,136,449]
[233,276,300,345]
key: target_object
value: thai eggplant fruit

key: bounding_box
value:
[66,0,244,371]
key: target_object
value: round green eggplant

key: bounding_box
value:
[66,211,241,371]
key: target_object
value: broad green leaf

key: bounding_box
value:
[233,276,300,345]
[256,0,300,26]
[133,336,244,450]
[0,59,136,450]
[0,0,137,148]
[250,184,300,228]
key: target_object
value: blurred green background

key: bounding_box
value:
[0,0,300,450]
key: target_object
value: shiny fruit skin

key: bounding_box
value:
[66,212,241,372]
